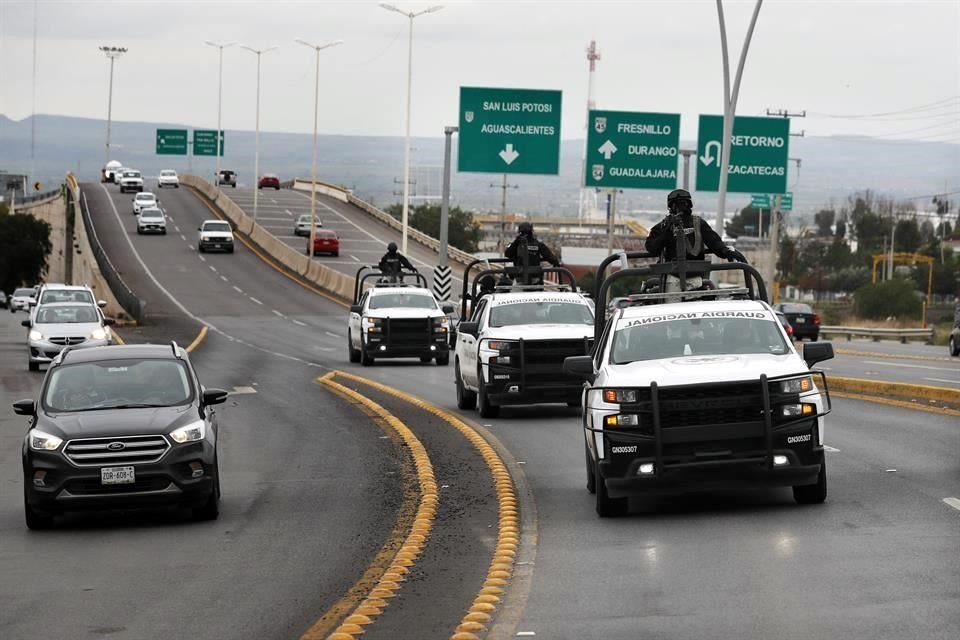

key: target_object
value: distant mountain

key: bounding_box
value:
[2,113,957,224]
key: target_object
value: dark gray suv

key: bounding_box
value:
[15,342,228,529]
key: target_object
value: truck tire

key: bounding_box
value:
[477,365,500,418]
[793,454,827,504]
[360,346,374,367]
[347,330,361,363]
[435,352,449,366]
[595,464,628,517]
[585,443,596,494]
[455,361,476,410]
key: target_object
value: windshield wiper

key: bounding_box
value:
[71,403,168,411]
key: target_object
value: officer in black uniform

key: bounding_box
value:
[505,222,560,285]
[378,242,417,281]
[645,189,746,263]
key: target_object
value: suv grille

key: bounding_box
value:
[48,337,86,346]
[64,435,170,467]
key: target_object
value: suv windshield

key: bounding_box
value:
[611,317,788,363]
[160,170,176,176]
[141,210,163,219]
[43,359,194,412]
[136,194,154,201]
[203,222,231,233]
[40,289,94,305]
[490,301,593,327]
[36,304,100,324]
[369,293,436,310]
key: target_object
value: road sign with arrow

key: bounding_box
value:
[585,110,680,189]
[457,86,562,175]
[695,115,789,193]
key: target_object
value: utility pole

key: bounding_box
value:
[605,190,619,254]
[490,174,518,251]
[99,46,128,169]
[578,39,601,225]
[679,149,696,190]
[767,194,782,303]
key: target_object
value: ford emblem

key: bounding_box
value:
[107,441,125,451]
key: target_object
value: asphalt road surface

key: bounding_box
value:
[826,340,960,389]
[4,179,955,639]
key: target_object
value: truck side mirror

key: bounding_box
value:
[350,305,363,314]
[458,321,479,337]
[803,342,834,367]
[563,355,595,382]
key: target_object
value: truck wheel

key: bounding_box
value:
[420,355,433,364]
[595,465,628,517]
[28,360,39,372]
[585,443,596,494]
[793,454,827,504]
[455,362,476,409]
[950,336,959,357]
[347,330,361,363]
[360,346,374,367]
[477,366,499,418]
[435,352,449,366]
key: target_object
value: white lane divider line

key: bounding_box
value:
[233,286,244,294]
[249,297,264,306]
[943,498,960,512]
[924,377,960,385]
[220,275,229,282]
[198,254,205,262]
[271,198,277,204]
[180,234,186,241]
[864,360,958,373]
[325,331,341,339]
[350,255,360,262]
[292,319,308,327]
[209,265,217,272]
[824,445,841,453]
[272,309,286,318]
[284,209,294,216]
[189,244,196,251]
[230,386,258,395]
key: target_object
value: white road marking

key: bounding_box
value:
[824,445,840,453]
[325,331,341,339]
[270,198,277,204]
[292,319,308,327]
[180,234,186,241]
[173,226,180,232]
[923,377,960,384]
[233,286,244,294]
[517,633,536,637]
[350,255,360,262]
[230,386,258,395]
[284,209,294,216]
[863,360,958,373]
[942,497,960,512]
[209,265,217,272]
[220,275,229,282]
[198,254,205,262]
[272,309,286,318]
[249,297,263,305]
[190,244,197,251]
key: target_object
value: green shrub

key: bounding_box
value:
[853,279,922,320]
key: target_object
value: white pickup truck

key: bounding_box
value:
[119,169,144,193]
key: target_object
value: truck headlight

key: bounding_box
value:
[90,327,107,341]
[781,403,815,418]
[603,414,639,427]
[170,420,206,443]
[28,429,63,451]
[29,329,44,341]
[363,317,383,333]
[602,389,638,403]
[780,376,813,394]
[481,339,516,353]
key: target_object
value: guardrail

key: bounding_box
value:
[820,325,934,343]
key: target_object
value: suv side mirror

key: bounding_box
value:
[12,399,36,416]
[197,226,202,231]
[458,321,479,337]
[803,342,834,367]
[563,355,595,382]
[350,304,363,314]
[21,319,31,328]
[441,302,455,314]
[202,388,229,406]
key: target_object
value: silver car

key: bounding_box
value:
[24,302,114,371]
[137,207,167,234]
[294,214,323,236]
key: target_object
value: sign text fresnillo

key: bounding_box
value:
[696,115,789,194]
[458,87,562,175]
[585,110,680,190]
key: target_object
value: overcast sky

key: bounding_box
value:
[1,0,958,143]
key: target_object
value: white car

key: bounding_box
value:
[294,214,323,236]
[198,219,234,253]
[454,287,595,418]
[23,301,114,371]
[119,170,144,193]
[112,167,130,185]
[9,287,37,313]
[348,275,451,366]
[30,284,105,323]
[132,192,158,214]
[157,169,180,188]
[137,207,167,235]
[564,261,834,516]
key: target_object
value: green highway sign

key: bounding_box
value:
[193,129,224,157]
[750,192,792,211]
[695,115,789,193]
[781,192,793,211]
[751,194,770,209]
[458,86,562,175]
[156,128,187,155]
[585,110,680,190]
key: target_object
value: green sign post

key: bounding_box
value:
[780,192,793,211]
[750,194,770,209]
[156,129,187,155]
[193,129,225,157]
[585,110,680,190]
[696,115,789,193]
[457,87,562,175]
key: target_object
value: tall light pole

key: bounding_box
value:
[380,2,444,255]
[295,38,343,258]
[239,44,278,220]
[204,41,236,191]
[99,46,127,169]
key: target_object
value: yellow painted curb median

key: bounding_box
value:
[329,371,520,640]
[829,375,959,406]
[185,326,208,353]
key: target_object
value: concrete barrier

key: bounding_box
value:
[181,174,355,302]
[18,191,67,284]
[292,179,349,203]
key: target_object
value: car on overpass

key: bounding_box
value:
[9,287,37,313]
[197,219,235,253]
[137,208,167,235]
[132,192,158,214]
[101,160,123,183]
[294,214,323,237]
[119,170,144,193]
[258,173,281,190]
[15,342,228,528]
[215,170,237,188]
[307,230,340,257]
[23,301,115,371]
[158,169,180,189]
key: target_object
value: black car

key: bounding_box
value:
[774,302,820,341]
[15,342,228,529]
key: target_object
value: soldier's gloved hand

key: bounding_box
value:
[726,249,748,263]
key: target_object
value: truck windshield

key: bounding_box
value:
[369,294,436,310]
[611,317,788,363]
[490,301,593,327]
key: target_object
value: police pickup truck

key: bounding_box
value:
[563,253,834,517]
[454,258,594,418]
[348,267,453,366]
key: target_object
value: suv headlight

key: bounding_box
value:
[29,429,63,451]
[90,327,108,341]
[29,329,44,341]
[170,420,206,443]
[780,376,813,394]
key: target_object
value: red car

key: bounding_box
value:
[307,230,340,257]
[258,174,280,190]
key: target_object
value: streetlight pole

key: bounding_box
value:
[240,45,278,220]
[205,41,236,192]
[295,38,343,259]
[380,2,444,255]
[99,46,127,170]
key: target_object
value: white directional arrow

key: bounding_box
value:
[498,143,520,165]
[598,139,618,160]
[700,140,722,166]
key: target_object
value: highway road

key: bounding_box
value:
[826,340,960,389]
[3,179,956,639]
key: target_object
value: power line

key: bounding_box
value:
[807,96,960,119]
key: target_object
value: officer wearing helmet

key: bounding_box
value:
[379,242,417,280]
[505,222,560,270]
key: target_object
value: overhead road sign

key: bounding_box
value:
[780,192,793,211]
[585,110,680,190]
[193,129,225,157]
[750,194,770,209]
[156,128,188,155]
[696,115,789,194]
[750,192,792,211]
[458,86,562,175]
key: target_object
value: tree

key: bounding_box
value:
[814,209,835,237]
[726,206,769,238]
[854,278,922,321]
[894,218,922,254]
[0,209,52,294]
[386,203,482,254]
